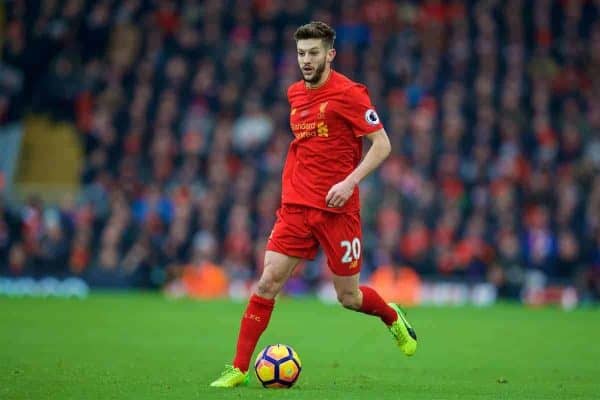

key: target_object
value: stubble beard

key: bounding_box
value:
[303,61,326,85]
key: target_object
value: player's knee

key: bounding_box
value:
[256,279,277,299]
[337,291,361,310]
[256,270,285,299]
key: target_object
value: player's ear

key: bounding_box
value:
[327,48,336,63]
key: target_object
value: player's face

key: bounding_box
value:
[297,39,334,85]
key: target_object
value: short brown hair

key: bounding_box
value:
[294,21,336,49]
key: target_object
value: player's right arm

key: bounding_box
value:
[326,128,391,208]
[325,84,389,208]
[344,128,391,184]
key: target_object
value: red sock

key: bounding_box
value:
[232,294,275,372]
[358,286,398,326]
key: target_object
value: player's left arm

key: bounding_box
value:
[326,128,391,208]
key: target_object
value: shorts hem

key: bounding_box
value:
[328,267,362,276]
[266,240,317,260]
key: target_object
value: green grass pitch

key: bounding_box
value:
[1,293,598,399]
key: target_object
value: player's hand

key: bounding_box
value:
[326,178,357,208]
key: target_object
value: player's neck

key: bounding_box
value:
[305,67,332,90]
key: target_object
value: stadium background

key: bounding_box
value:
[1,0,600,307]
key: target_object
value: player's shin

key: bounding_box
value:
[232,294,275,372]
[357,285,398,326]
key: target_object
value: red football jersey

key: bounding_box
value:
[282,70,383,213]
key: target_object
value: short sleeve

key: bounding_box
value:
[338,84,383,137]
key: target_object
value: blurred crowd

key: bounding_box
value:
[1,0,600,301]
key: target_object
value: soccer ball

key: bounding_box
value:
[254,344,302,388]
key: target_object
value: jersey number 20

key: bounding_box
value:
[340,238,361,263]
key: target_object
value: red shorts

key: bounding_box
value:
[266,204,363,276]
